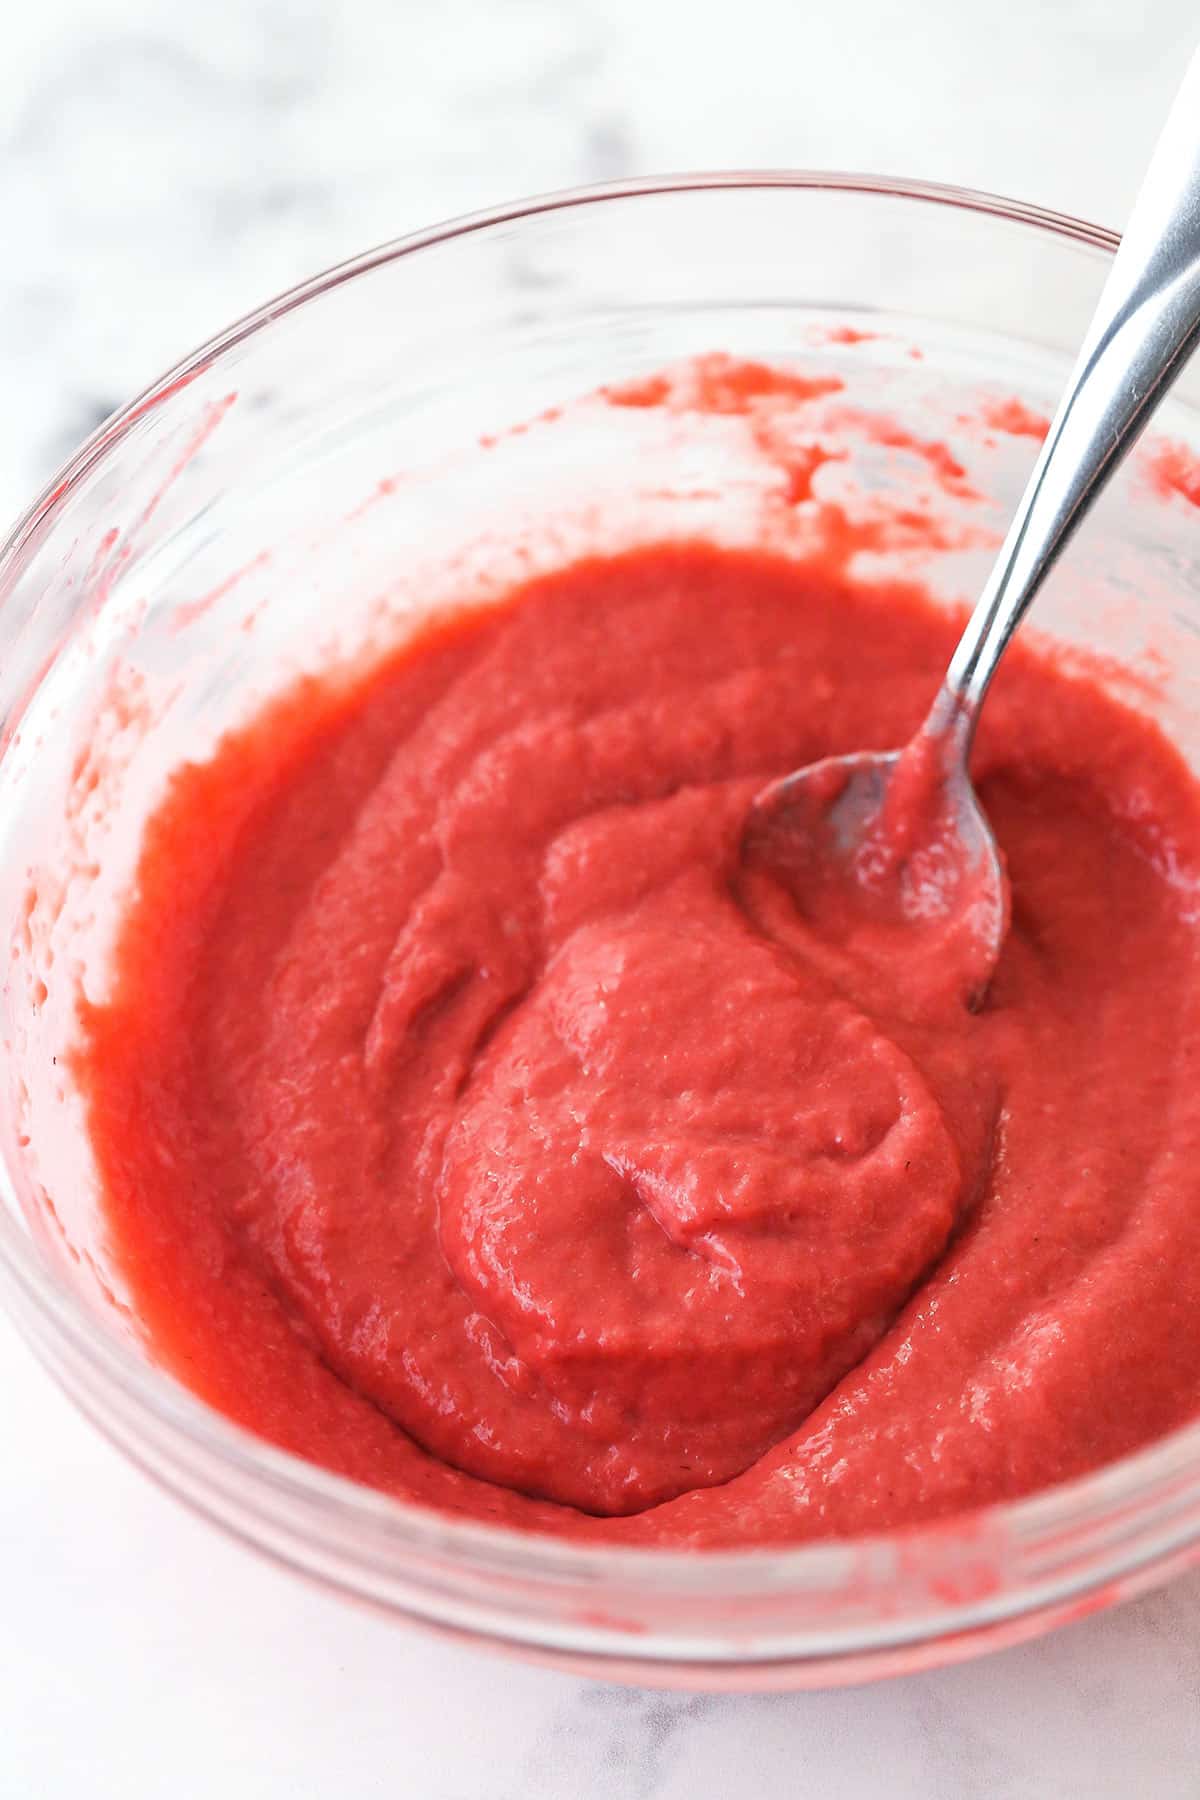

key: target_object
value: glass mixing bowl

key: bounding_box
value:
[3,174,1200,1691]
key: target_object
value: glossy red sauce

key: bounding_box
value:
[74,524,1200,1546]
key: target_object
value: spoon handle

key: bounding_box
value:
[929,47,1200,753]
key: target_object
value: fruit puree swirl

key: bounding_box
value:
[77,371,1200,1545]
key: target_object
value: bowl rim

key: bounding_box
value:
[6,167,1199,1655]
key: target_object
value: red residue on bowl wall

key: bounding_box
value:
[599,354,987,520]
[603,354,843,414]
[824,325,877,346]
[979,397,1051,441]
[819,406,978,499]
[1146,439,1200,508]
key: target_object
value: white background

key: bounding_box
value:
[4,2,1200,1794]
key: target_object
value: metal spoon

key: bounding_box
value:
[745,50,1200,1008]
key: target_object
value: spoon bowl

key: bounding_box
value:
[745,734,1008,1010]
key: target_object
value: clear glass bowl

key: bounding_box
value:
[3,174,1200,1691]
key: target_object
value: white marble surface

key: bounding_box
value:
[5,2,1200,1794]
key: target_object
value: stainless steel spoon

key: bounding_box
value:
[746,50,1200,1007]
